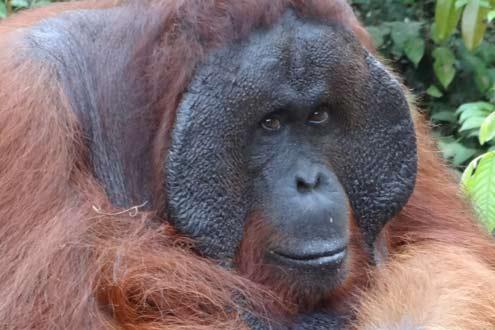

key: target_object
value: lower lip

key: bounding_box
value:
[270,248,347,268]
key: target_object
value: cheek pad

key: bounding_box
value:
[166,88,252,261]
[328,54,417,248]
[166,45,270,261]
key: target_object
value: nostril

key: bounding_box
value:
[296,174,321,193]
[296,177,310,193]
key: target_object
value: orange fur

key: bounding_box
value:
[0,1,494,329]
[354,243,495,330]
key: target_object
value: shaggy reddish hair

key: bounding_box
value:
[0,1,494,329]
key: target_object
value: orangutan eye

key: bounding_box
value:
[260,116,282,131]
[307,110,329,125]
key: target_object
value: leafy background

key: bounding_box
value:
[1,0,494,231]
[351,0,495,232]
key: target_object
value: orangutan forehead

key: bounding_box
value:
[181,11,369,119]
[204,11,367,80]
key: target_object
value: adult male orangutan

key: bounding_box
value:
[0,0,494,329]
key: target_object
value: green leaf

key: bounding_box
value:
[11,0,29,8]
[431,110,458,123]
[461,151,495,231]
[458,108,490,123]
[461,0,490,51]
[460,50,494,93]
[32,0,53,7]
[427,85,444,98]
[404,37,425,66]
[0,2,7,18]
[433,47,457,89]
[479,0,492,8]
[480,112,495,145]
[488,10,495,22]
[389,21,422,49]
[438,137,479,165]
[367,26,390,48]
[467,129,481,138]
[456,102,494,121]
[456,0,470,9]
[456,102,493,135]
[384,21,423,59]
[459,115,486,132]
[434,0,463,43]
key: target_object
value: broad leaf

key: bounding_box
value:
[434,0,463,42]
[404,37,425,66]
[461,0,490,51]
[480,112,495,145]
[459,116,485,132]
[462,151,495,232]
[433,47,457,89]
[456,101,494,122]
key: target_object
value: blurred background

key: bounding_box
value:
[1,0,494,231]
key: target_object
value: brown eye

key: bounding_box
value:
[307,110,329,125]
[260,117,282,131]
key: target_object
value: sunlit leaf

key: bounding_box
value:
[461,0,490,51]
[462,151,495,232]
[456,102,494,121]
[459,116,486,132]
[434,0,462,42]
[480,112,495,145]
[488,10,495,22]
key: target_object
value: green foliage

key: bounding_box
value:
[0,3,6,18]
[433,0,462,42]
[352,0,495,231]
[351,0,494,164]
[433,46,457,88]
[462,151,495,231]
[461,0,492,51]
[480,112,495,144]
[0,0,59,16]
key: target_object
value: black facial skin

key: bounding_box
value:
[248,108,351,285]
[167,9,417,286]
